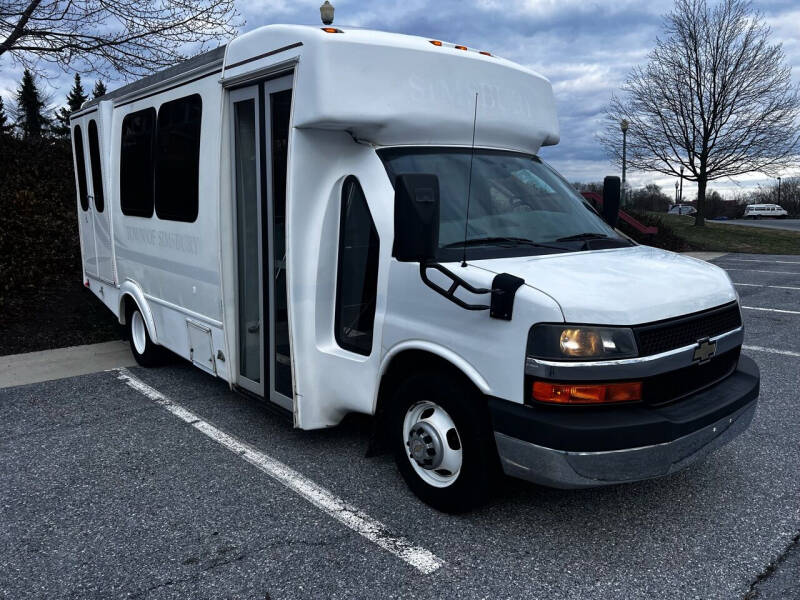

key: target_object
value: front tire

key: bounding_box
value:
[389,372,498,512]
[127,305,164,367]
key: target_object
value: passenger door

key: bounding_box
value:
[72,123,98,279]
[230,86,265,396]
[86,118,115,283]
[229,74,294,410]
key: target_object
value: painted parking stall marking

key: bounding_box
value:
[721,268,800,276]
[742,306,800,316]
[743,345,800,358]
[722,258,800,265]
[114,368,444,575]
[733,283,800,291]
[716,255,800,358]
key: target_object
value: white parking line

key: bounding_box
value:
[742,306,800,315]
[113,368,444,575]
[722,258,800,265]
[743,345,800,358]
[734,283,800,291]
[721,268,800,275]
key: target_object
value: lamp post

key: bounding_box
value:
[679,166,684,204]
[675,181,679,204]
[778,176,782,205]
[620,119,629,206]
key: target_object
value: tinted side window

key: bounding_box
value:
[73,125,89,211]
[335,177,380,355]
[120,108,156,217]
[154,94,202,222]
[88,120,104,212]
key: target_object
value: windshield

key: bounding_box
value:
[379,147,629,261]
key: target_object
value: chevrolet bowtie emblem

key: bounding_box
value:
[693,338,717,364]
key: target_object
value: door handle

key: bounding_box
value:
[247,322,260,333]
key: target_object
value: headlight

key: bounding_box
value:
[527,324,638,360]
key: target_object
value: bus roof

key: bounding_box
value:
[82,24,560,154]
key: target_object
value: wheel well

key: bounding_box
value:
[369,350,481,455]
[119,294,137,326]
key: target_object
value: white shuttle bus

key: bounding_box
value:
[70,24,759,511]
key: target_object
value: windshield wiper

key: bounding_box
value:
[555,232,610,242]
[442,236,567,251]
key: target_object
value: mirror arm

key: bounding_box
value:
[419,262,491,311]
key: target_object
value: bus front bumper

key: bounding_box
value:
[490,355,760,489]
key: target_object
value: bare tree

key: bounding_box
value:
[601,0,800,226]
[0,0,241,79]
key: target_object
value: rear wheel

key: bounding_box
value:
[127,305,164,367]
[389,372,498,512]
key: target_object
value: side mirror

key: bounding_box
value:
[393,173,440,262]
[602,175,621,227]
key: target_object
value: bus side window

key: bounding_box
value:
[154,94,202,222]
[335,177,380,356]
[87,120,104,212]
[73,125,89,211]
[120,107,156,218]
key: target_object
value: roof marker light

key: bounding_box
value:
[454,45,468,51]
[321,27,343,33]
[429,40,443,46]
[479,50,492,56]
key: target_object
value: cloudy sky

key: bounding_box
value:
[2,0,798,197]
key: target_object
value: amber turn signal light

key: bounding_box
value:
[321,27,343,33]
[532,381,642,405]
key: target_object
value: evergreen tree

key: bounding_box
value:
[54,74,88,136]
[0,96,12,136]
[15,69,48,139]
[93,80,107,99]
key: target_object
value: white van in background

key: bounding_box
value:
[743,204,789,219]
[70,23,759,511]
[668,204,697,216]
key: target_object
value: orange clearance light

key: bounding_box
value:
[532,381,642,405]
[454,45,468,51]
[479,50,492,56]
[429,40,443,46]
[321,27,343,33]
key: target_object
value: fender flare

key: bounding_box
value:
[118,280,159,345]
[374,340,491,413]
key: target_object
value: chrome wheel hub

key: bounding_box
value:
[402,401,462,488]
[408,421,444,469]
[131,310,147,355]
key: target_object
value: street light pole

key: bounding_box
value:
[675,181,679,204]
[679,166,684,204]
[620,119,628,206]
[778,177,782,205]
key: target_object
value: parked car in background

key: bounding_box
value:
[743,204,788,219]
[668,204,697,216]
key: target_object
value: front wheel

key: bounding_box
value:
[389,372,498,512]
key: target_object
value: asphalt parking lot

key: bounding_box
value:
[2,253,799,600]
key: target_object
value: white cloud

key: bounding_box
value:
[1,0,796,193]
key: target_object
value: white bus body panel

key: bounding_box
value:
[223,26,559,154]
[473,246,738,325]
[68,24,737,434]
[107,75,228,380]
